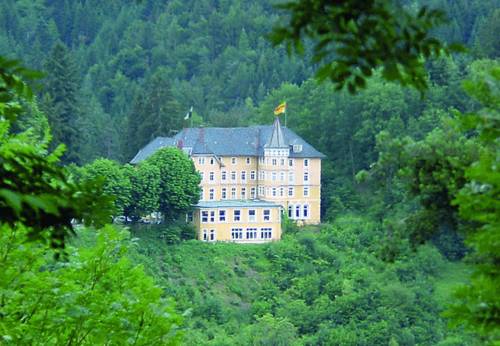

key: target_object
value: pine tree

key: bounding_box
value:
[41,42,81,163]
[77,75,119,163]
[126,69,182,160]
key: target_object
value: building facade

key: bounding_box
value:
[131,116,325,242]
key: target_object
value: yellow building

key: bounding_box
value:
[131,116,325,242]
[193,200,282,243]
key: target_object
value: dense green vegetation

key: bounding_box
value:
[128,218,478,345]
[0,58,183,343]
[1,0,497,163]
[1,0,498,344]
[0,225,182,345]
[75,148,201,221]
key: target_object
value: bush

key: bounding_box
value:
[281,212,300,234]
[0,225,183,345]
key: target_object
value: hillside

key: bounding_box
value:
[1,0,497,163]
[125,216,478,345]
[1,0,498,343]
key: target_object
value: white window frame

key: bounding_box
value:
[304,159,309,167]
[260,227,272,239]
[241,171,246,181]
[241,187,246,199]
[234,210,241,222]
[246,228,257,239]
[249,209,256,222]
[250,187,256,199]
[202,229,208,241]
[219,210,226,222]
[209,171,215,181]
[222,188,227,199]
[231,157,237,165]
[250,170,256,180]
[231,171,237,181]
[209,229,216,241]
[209,188,215,200]
[201,211,208,223]
[303,186,310,197]
[246,157,251,165]
[304,172,309,183]
[288,187,294,197]
[210,211,215,222]
[303,204,309,218]
[263,209,271,222]
[221,171,227,181]
[231,228,243,240]
[198,157,205,165]
[231,187,237,199]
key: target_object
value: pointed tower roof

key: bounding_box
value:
[265,116,288,148]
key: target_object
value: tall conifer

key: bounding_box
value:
[126,69,182,160]
[41,41,81,163]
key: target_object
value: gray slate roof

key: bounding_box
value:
[130,124,326,164]
[130,137,176,164]
[195,199,280,209]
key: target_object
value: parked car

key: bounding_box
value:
[113,216,132,224]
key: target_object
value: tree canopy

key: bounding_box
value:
[0,0,498,343]
[269,0,464,93]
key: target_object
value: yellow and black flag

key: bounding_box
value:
[274,102,286,115]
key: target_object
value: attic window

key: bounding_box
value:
[293,144,303,153]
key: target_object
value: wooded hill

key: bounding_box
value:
[0,0,498,344]
[1,0,498,163]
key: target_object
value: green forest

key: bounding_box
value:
[0,0,499,345]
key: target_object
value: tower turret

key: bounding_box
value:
[264,116,289,157]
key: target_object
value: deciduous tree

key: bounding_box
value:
[146,147,201,221]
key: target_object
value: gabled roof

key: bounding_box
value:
[130,125,326,164]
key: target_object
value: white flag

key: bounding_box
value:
[184,106,193,120]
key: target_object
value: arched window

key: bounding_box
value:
[303,204,309,218]
[288,205,293,218]
[210,230,216,241]
[295,205,301,218]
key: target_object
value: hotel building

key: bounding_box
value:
[131,116,325,242]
